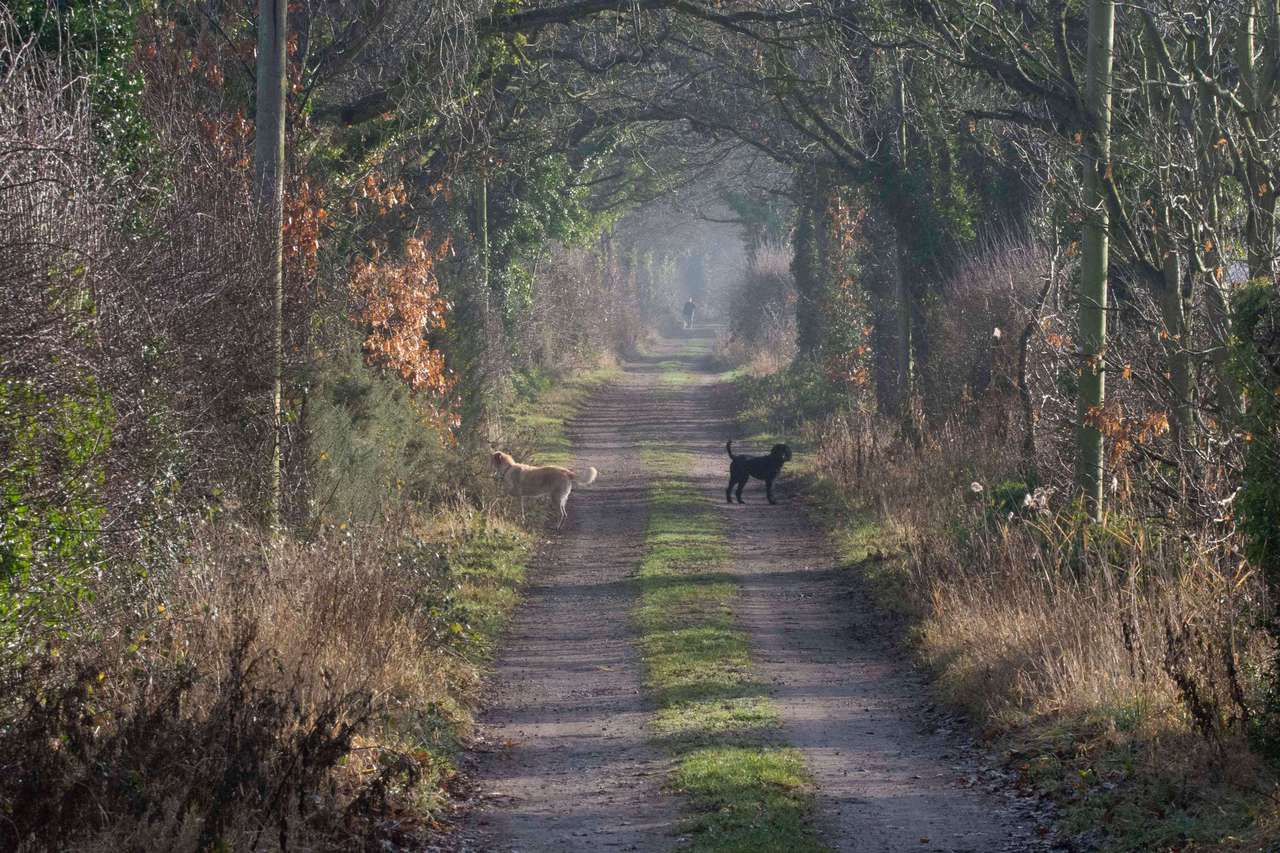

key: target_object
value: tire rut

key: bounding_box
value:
[456,359,682,853]
[695,350,1051,852]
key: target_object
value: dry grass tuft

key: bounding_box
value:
[0,505,529,852]
[712,328,796,377]
[803,408,1276,846]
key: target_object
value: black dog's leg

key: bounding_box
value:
[766,477,776,505]
[725,477,735,503]
[735,479,746,504]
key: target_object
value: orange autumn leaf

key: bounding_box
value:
[350,234,456,422]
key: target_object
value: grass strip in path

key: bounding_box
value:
[635,441,828,853]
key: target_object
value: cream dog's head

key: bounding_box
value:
[491,450,516,474]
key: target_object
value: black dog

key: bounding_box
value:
[725,440,792,505]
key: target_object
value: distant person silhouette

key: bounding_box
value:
[682,298,697,330]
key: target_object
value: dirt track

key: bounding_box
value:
[454,332,1050,852]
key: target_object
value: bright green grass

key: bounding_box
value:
[674,746,823,853]
[660,366,700,386]
[445,523,533,661]
[635,442,827,852]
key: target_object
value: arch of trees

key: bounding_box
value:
[4,0,1280,846]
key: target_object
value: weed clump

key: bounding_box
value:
[0,512,530,852]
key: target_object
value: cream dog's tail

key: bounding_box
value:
[572,466,599,485]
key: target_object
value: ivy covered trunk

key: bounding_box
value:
[791,171,825,360]
[1233,279,1280,742]
[892,54,913,417]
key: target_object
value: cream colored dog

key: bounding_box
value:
[490,450,598,528]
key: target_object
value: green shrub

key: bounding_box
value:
[12,0,149,169]
[1232,279,1280,753]
[737,359,851,434]
[1232,279,1280,586]
[989,479,1033,516]
[511,366,555,402]
[305,351,453,524]
[0,378,112,650]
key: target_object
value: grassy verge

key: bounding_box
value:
[12,359,622,850]
[730,364,1278,852]
[379,360,625,833]
[380,511,533,813]
[508,364,619,466]
[635,436,826,851]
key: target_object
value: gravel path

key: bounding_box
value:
[702,383,1051,852]
[454,354,681,853]
[453,331,1049,852]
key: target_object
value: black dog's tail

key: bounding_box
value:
[726,440,738,460]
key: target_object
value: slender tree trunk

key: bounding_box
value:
[478,175,490,294]
[1239,0,1279,281]
[1077,0,1115,520]
[892,229,912,415]
[1140,21,1195,447]
[1204,267,1241,418]
[1019,249,1056,473]
[1246,174,1278,282]
[1192,28,1243,419]
[1159,250,1193,447]
[475,174,500,444]
[254,0,287,531]
[892,52,913,416]
[745,222,763,269]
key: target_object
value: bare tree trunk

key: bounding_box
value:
[1238,0,1279,281]
[1204,269,1242,418]
[892,51,913,417]
[790,171,824,360]
[1246,176,1278,282]
[892,230,911,407]
[475,174,498,444]
[1019,249,1056,473]
[1159,249,1194,448]
[254,0,287,531]
[1190,25,1243,419]
[1077,0,1115,520]
[1139,20,1195,448]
